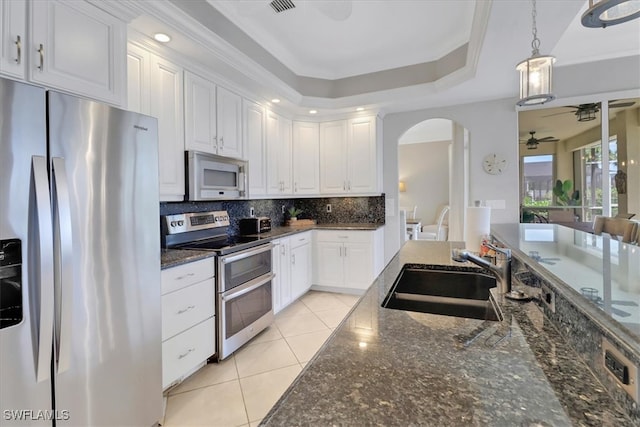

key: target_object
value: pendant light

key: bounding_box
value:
[516,0,556,106]
[582,0,640,28]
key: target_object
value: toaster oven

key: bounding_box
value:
[239,217,272,235]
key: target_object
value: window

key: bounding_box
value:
[522,155,554,206]
[579,138,618,221]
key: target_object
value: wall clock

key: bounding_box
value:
[483,153,507,175]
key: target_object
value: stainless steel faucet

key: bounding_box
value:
[452,243,513,295]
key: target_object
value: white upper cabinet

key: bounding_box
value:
[244,100,267,197]
[347,116,378,193]
[29,0,126,105]
[266,110,293,195]
[149,54,185,201]
[184,71,216,154]
[292,121,320,195]
[0,0,26,79]
[320,116,379,195]
[216,86,243,159]
[184,72,243,159]
[320,120,349,193]
[126,43,150,114]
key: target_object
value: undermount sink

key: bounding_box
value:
[381,268,502,321]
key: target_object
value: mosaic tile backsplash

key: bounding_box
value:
[160,195,385,236]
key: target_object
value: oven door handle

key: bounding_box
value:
[221,243,274,264]
[221,273,274,302]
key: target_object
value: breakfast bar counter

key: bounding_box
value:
[261,240,632,426]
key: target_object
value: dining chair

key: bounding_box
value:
[417,205,449,241]
[592,216,638,243]
[400,206,417,220]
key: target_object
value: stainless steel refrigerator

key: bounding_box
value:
[0,78,162,426]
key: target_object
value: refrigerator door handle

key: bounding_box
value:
[31,156,54,382]
[52,157,73,373]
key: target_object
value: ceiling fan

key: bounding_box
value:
[543,101,636,122]
[520,131,559,150]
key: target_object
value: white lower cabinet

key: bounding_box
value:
[313,229,383,292]
[272,231,312,313]
[161,258,215,390]
[290,232,312,300]
[272,238,291,314]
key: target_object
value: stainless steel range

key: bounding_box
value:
[162,211,274,360]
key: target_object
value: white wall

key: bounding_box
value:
[382,56,640,264]
[398,141,450,224]
[383,98,518,263]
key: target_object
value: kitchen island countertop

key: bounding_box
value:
[261,240,632,426]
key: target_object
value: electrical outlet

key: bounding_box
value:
[602,338,639,403]
[250,207,255,217]
[281,205,285,214]
[326,204,332,213]
[540,284,555,313]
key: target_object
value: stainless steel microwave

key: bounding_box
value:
[186,151,246,200]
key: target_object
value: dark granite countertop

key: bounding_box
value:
[160,223,382,269]
[261,240,632,426]
[160,249,215,270]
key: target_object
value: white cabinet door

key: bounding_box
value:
[272,238,291,314]
[266,111,294,196]
[343,242,373,290]
[244,100,267,197]
[290,242,311,301]
[320,120,348,194]
[0,0,26,79]
[265,111,281,194]
[280,116,293,194]
[150,55,184,201]
[126,43,150,114]
[216,86,243,159]
[293,121,319,195]
[314,241,344,287]
[184,71,216,154]
[347,117,377,193]
[30,0,125,105]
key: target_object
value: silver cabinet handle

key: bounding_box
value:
[291,254,296,265]
[52,158,74,374]
[343,181,346,191]
[344,247,347,257]
[175,272,195,281]
[337,235,348,239]
[178,348,195,359]
[31,156,54,382]
[294,182,298,192]
[37,44,44,71]
[220,136,224,150]
[348,181,351,191]
[15,35,21,64]
[177,305,196,315]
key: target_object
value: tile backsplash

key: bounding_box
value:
[160,195,385,235]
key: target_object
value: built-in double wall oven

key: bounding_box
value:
[217,242,274,360]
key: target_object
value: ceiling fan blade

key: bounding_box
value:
[536,136,558,142]
[542,111,573,117]
[609,101,635,108]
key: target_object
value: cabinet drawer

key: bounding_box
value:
[162,258,214,294]
[314,230,373,244]
[162,317,215,390]
[162,279,215,341]
[290,231,311,248]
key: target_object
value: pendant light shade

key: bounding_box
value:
[516,0,556,106]
[516,55,555,106]
[582,0,640,28]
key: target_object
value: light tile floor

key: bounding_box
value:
[162,290,361,427]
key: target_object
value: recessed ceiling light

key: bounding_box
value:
[153,33,171,43]
[309,110,317,114]
[356,107,365,112]
[271,98,281,103]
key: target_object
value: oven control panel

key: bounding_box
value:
[164,211,230,234]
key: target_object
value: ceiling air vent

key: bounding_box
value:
[270,0,295,13]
